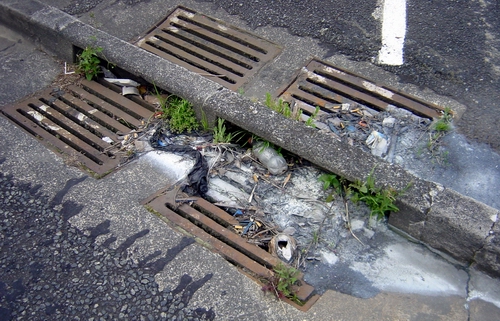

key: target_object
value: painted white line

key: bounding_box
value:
[377,0,407,66]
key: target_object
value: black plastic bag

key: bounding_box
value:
[149,129,208,196]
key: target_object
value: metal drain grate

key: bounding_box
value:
[278,59,444,119]
[0,79,155,176]
[136,6,281,91]
[142,187,320,311]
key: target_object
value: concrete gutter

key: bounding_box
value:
[1,0,499,278]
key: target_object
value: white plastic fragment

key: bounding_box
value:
[382,116,396,128]
[102,137,113,144]
[104,78,140,87]
[366,131,389,157]
[341,103,351,111]
[122,86,140,96]
[27,110,44,122]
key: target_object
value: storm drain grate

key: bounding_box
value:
[142,187,320,311]
[278,58,444,119]
[0,79,155,176]
[136,6,282,91]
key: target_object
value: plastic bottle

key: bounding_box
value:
[252,142,288,175]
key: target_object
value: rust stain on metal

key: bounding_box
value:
[0,79,155,176]
[142,191,317,309]
[136,6,282,91]
[278,59,444,119]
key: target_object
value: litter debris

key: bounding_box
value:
[382,117,396,128]
[104,78,140,87]
[121,86,140,96]
[269,234,297,263]
[149,128,209,196]
[252,141,288,175]
[365,131,389,157]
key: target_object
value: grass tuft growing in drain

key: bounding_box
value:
[319,166,409,220]
[76,45,103,81]
[262,263,302,304]
[265,93,302,121]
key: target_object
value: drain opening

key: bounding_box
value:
[279,58,444,119]
[0,78,156,176]
[136,6,281,91]
[143,190,319,311]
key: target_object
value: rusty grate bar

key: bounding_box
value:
[0,79,155,176]
[279,59,444,119]
[136,6,282,91]
[142,187,319,311]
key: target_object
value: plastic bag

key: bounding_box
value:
[150,129,208,196]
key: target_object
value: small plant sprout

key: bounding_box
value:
[318,173,342,202]
[425,107,454,164]
[213,118,243,144]
[76,45,103,81]
[262,263,301,304]
[305,106,320,128]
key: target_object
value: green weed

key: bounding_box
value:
[164,97,199,133]
[265,93,301,121]
[305,106,320,128]
[262,263,301,304]
[318,167,404,219]
[318,173,342,202]
[213,118,243,144]
[76,45,102,81]
[349,167,400,219]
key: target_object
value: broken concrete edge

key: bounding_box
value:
[1,0,499,278]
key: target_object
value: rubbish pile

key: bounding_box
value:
[313,102,432,161]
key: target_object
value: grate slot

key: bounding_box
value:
[0,80,156,176]
[95,79,157,112]
[176,13,268,56]
[306,72,389,112]
[278,59,444,119]
[191,198,240,229]
[148,197,273,278]
[161,25,253,71]
[67,85,142,129]
[170,17,262,62]
[58,91,131,134]
[137,6,281,91]
[143,192,317,306]
[43,96,118,140]
[152,32,245,77]
[16,106,104,165]
[143,40,237,85]
[80,80,153,120]
[175,204,276,269]
[312,64,441,118]
[27,100,109,151]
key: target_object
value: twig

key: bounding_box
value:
[342,194,364,245]
[250,227,277,239]
[248,182,257,203]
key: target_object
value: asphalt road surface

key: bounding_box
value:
[191,0,500,152]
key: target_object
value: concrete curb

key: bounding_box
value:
[1,0,499,278]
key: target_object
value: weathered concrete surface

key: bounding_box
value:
[309,291,468,321]
[421,188,497,263]
[474,219,500,283]
[0,0,499,279]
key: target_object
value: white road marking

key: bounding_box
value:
[376,0,407,65]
